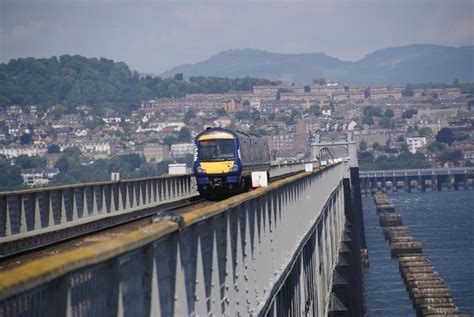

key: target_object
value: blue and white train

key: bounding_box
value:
[192,127,271,196]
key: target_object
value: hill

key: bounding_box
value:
[0,55,276,112]
[161,45,474,84]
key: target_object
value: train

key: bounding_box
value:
[192,127,271,196]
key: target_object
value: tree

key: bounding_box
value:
[242,100,251,107]
[359,140,368,151]
[418,127,433,137]
[372,142,382,151]
[177,127,192,142]
[20,133,33,145]
[63,147,82,157]
[184,110,196,123]
[47,144,61,153]
[304,85,311,93]
[235,111,251,121]
[402,109,418,119]
[313,78,326,85]
[438,149,463,166]
[363,106,382,117]
[15,155,46,169]
[307,104,321,116]
[362,115,374,126]
[163,135,177,146]
[216,108,227,117]
[379,117,393,129]
[435,128,454,145]
[402,85,414,97]
[174,73,184,81]
[383,109,394,118]
[364,87,371,98]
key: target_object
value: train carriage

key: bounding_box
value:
[193,127,271,196]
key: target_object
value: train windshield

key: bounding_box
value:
[198,139,235,162]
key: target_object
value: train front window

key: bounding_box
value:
[199,139,235,162]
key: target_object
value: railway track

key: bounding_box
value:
[0,170,307,262]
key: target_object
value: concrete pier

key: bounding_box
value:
[360,167,474,196]
[373,193,468,317]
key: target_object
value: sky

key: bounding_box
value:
[1,0,473,74]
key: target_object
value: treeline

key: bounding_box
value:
[0,55,277,114]
[0,149,194,191]
[359,151,431,171]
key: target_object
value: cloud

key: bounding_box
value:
[1,20,45,41]
[0,0,472,73]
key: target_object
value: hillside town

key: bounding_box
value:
[1,82,473,188]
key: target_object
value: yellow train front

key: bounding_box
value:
[193,127,271,196]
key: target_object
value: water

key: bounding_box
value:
[362,190,474,316]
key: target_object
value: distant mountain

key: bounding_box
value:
[161,45,474,84]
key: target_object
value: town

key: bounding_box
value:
[1,80,473,190]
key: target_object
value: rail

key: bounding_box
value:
[0,163,345,316]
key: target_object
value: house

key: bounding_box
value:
[142,144,169,162]
[406,137,427,154]
[74,129,88,137]
[170,143,195,159]
[21,168,59,187]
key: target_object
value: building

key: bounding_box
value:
[170,143,195,159]
[21,168,59,187]
[142,144,169,162]
[406,137,427,154]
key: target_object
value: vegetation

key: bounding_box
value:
[359,151,430,170]
[0,56,277,114]
[402,109,418,119]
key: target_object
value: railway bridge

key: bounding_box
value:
[0,135,366,316]
[359,167,474,195]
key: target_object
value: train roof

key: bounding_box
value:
[195,127,265,140]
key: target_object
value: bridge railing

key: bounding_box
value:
[0,174,195,241]
[0,162,320,242]
[0,164,346,316]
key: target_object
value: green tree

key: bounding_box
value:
[306,104,321,116]
[20,133,33,145]
[435,128,454,145]
[216,108,227,117]
[438,149,463,166]
[363,106,382,117]
[15,155,46,169]
[362,115,374,126]
[184,109,196,123]
[402,85,414,97]
[418,127,433,137]
[359,140,368,151]
[379,117,393,129]
[364,87,371,98]
[47,144,61,153]
[177,127,192,142]
[63,147,82,157]
[383,109,394,118]
[174,73,184,81]
[402,109,418,119]
[163,135,177,146]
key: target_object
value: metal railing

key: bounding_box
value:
[0,162,319,243]
[0,164,346,316]
[0,175,196,241]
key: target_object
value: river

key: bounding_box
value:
[362,190,474,316]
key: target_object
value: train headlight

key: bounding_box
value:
[197,166,206,173]
[229,164,239,172]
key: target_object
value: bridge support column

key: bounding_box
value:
[437,175,443,191]
[329,168,366,317]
